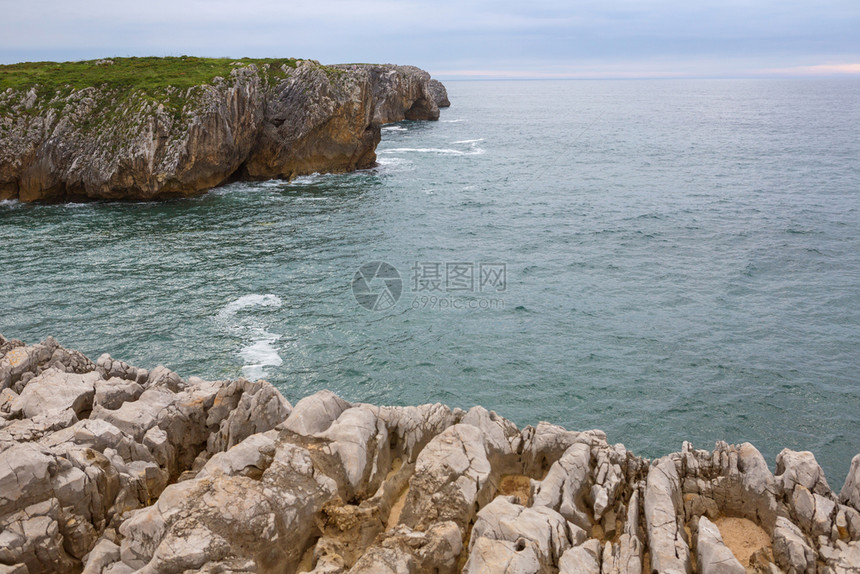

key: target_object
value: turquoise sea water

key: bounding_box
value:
[2,79,859,481]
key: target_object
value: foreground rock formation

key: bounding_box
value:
[1,333,859,574]
[0,61,449,202]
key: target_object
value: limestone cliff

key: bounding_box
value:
[2,333,860,574]
[0,59,448,202]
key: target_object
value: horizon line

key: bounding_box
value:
[431,63,860,81]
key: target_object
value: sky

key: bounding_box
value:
[2,0,859,78]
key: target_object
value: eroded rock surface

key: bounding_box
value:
[0,334,857,574]
[0,62,447,202]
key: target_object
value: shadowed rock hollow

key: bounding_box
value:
[1,333,859,573]
[0,60,450,202]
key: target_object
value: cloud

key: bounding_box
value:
[2,0,859,77]
[760,63,860,76]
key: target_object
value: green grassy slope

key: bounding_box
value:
[0,56,301,94]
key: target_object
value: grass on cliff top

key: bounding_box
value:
[0,56,301,94]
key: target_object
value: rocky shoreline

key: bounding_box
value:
[0,61,449,202]
[1,334,858,573]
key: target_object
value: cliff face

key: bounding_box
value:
[2,334,860,574]
[0,61,447,202]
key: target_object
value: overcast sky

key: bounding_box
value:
[3,0,859,78]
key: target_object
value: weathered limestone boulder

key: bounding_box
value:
[118,439,337,573]
[81,538,121,574]
[679,441,779,534]
[644,456,691,574]
[0,443,59,515]
[792,484,837,537]
[90,388,176,442]
[198,432,277,479]
[145,365,186,392]
[0,335,95,395]
[0,333,13,354]
[90,380,221,477]
[777,448,833,496]
[398,423,495,532]
[840,454,860,512]
[373,402,456,462]
[41,418,151,465]
[558,539,602,574]
[470,496,572,568]
[0,498,78,573]
[520,422,596,477]
[0,337,59,390]
[461,405,522,473]
[772,516,817,574]
[318,405,390,500]
[834,504,860,542]
[10,367,98,421]
[824,540,860,574]
[0,441,123,570]
[1,407,80,443]
[282,389,351,436]
[45,341,96,376]
[96,354,148,386]
[463,537,544,574]
[532,442,593,531]
[775,448,841,542]
[347,522,462,574]
[600,489,644,574]
[205,377,291,453]
[94,377,144,411]
[696,516,745,574]
[0,388,16,416]
[429,79,451,108]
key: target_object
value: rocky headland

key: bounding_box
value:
[1,333,859,574]
[0,57,450,202]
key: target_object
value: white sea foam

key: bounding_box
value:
[217,293,283,319]
[259,179,288,188]
[289,173,332,185]
[376,156,412,167]
[0,199,20,208]
[378,147,485,156]
[382,125,407,131]
[209,182,257,196]
[440,119,466,123]
[452,138,484,144]
[240,329,284,380]
[217,294,284,379]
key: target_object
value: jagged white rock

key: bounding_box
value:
[1,334,858,574]
[696,516,745,574]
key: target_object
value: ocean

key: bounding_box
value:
[1,78,858,481]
